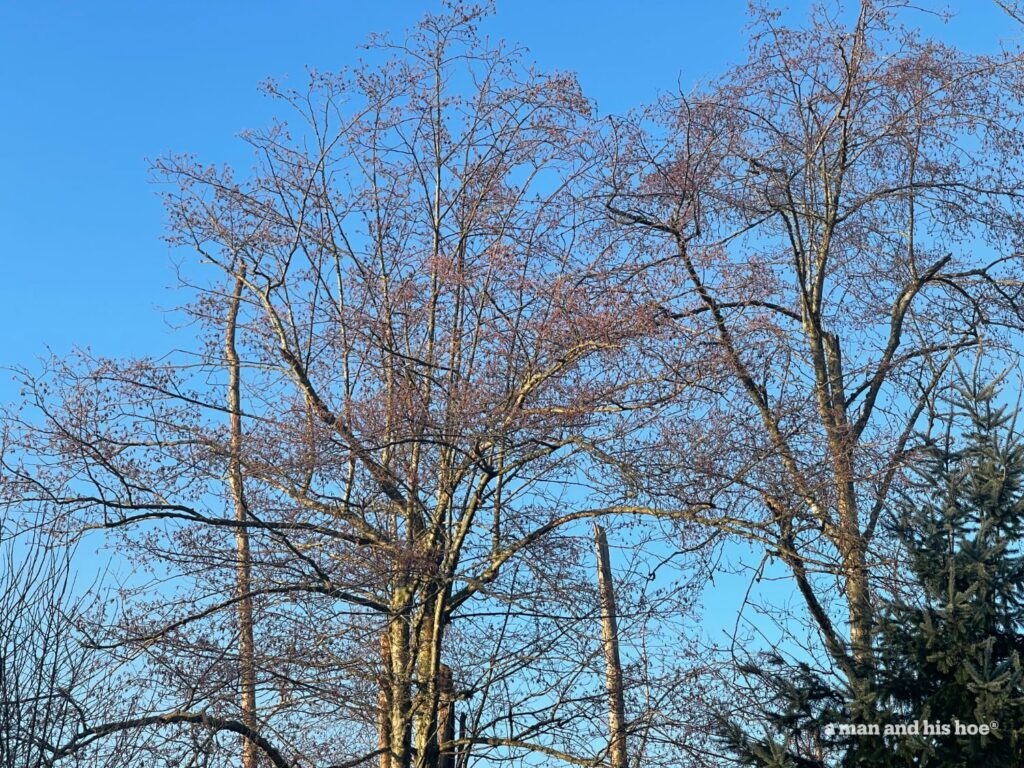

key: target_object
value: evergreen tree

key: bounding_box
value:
[718,655,855,768]
[872,377,1024,766]
[721,378,1024,767]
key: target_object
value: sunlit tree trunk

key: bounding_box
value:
[594,524,628,768]
[226,264,258,768]
[379,632,394,768]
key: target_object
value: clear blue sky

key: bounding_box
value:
[0,0,1012,397]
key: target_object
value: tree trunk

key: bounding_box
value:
[387,612,414,768]
[413,594,447,768]
[843,530,873,667]
[226,266,258,768]
[834,436,873,669]
[455,712,467,768]
[594,524,628,768]
[436,664,456,768]
[379,632,394,768]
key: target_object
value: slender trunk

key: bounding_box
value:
[834,440,872,667]
[388,609,414,768]
[594,524,628,768]
[436,664,456,768]
[823,333,874,669]
[413,593,446,768]
[455,712,467,768]
[842,528,872,667]
[226,266,258,768]
[379,633,394,768]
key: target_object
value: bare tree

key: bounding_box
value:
[10,3,1014,766]
[0,520,75,767]
[0,509,117,767]
[0,4,712,767]
[605,0,1024,686]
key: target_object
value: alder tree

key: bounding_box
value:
[0,5,711,767]
[605,0,1024,690]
